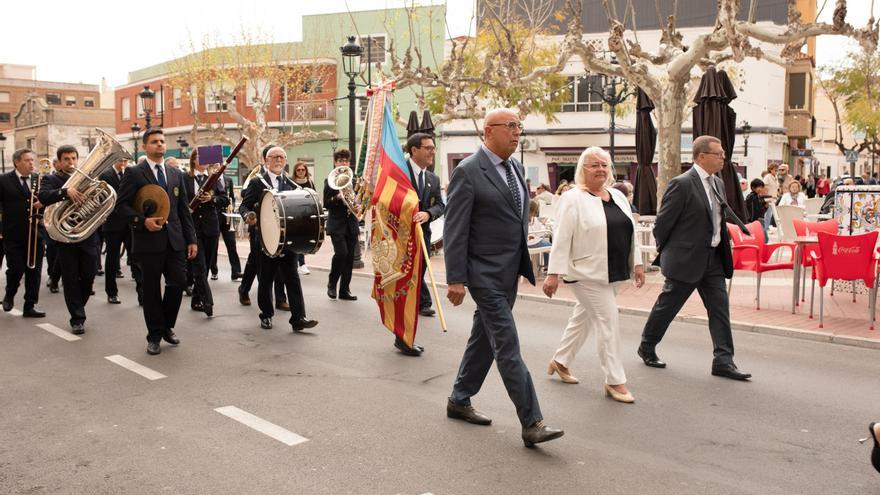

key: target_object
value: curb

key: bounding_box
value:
[307,265,880,351]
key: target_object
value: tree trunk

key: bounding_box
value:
[654,82,688,205]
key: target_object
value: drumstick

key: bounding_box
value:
[416,223,447,332]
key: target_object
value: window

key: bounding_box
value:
[83,97,95,108]
[189,85,198,113]
[46,93,61,105]
[246,79,270,107]
[302,77,322,94]
[560,75,605,112]
[360,35,387,65]
[136,95,144,118]
[206,81,235,112]
[121,96,130,120]
[0,91,9,103]
[65,96,76,106]
[172,88,182,109]
[789,72,807,110]
[0,113,10,123]
[26,138,36,149]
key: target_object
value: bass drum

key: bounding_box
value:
[258,188,324,257]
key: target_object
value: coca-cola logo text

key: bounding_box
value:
[836,246,861,255]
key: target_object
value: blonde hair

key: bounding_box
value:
[574,146,613,189]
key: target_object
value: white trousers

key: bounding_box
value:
[551,279,627,385]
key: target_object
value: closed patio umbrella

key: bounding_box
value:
[634,87,658,215]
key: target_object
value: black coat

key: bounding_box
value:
[116,161,197,255]
[407,161,445,241]
[184,174,229,237]
[38,171,99,248]
[322,176,358,236]
[100,166,130,233]
[0,170,44,243]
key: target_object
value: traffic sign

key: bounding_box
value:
[845,150,859,162]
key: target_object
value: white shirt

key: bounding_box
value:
[16,171,30,190]
[693,164,722,248]
[145,157,166,183]
[779,192,806,207]
[266,170,283,190]
[410,160,425,189]
[481,144,527,211]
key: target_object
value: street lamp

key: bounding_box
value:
[741,121,752,157]
[130,122,141,160]
[176,136,189,158]
[0,132,6,173]
[139,85,156,130]
[330,137,338,153]
[585,55,636,166]
[340,35,364,159]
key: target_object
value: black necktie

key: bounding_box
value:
[502,160,522,215]
[276,176,284,191]
[21,176,30,195]
[417,171,425,197]
[117,171,123,183]
[196,175,206,186]
[156,165,167,189]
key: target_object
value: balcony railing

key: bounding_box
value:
[279,100,335,122]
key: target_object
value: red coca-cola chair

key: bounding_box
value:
[809,231,879,329]
[727,221,795,310]
[791,218,838,302]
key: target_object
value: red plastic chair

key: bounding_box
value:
[727,221,796,310]
[792,218,839,302]
[809,231,879,329]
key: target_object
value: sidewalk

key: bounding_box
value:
[234,238,880,350]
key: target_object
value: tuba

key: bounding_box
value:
[327,165,362,216]
[44,128,132,243]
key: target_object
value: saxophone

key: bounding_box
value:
[44,128,132,243]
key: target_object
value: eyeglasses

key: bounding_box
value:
[267,155,286,160]
[488,122,524,131]
[417,146,436,152]
[703,151,726,158]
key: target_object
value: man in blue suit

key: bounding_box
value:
[443,109,563,448]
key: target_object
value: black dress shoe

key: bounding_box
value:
[2,298,12,312]
[71,323,85,335]
[163,330,180,345]
[338,292,357,301]
[446,399,492,425]
[638,347,666,368]
[231,273,242,281]
[116,270,124,279]
[291,318,318,332]
[49,282,59,294]
[211,273,219,281]
[327,286,337,299]
[238,287,251,306]
[275,301,290,311]
[146,342,161,355]
[522,421,565,448]
[23,307,46,318]
[394,337,424,356]
[203,304,213,317]
[191,302,204,312]
[260,317,272,330]
[107,295,121,304]
[711,363,752,381]
[184,286,193,297]
[97,269,104,276]
[419,307,436,317]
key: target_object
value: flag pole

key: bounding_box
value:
[416,223,447,332]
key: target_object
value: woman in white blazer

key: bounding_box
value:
[543,147,645,403]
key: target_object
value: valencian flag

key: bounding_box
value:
[368,94,423,347]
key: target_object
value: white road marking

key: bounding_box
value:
[104,355,166,381]
[36,323,81,342]
[214,406,309,446]
[9,309,22,316]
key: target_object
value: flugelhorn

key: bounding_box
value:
[327,165,362,217]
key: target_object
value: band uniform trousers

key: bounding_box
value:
[240,233,286,301]
[139,249,187,343]
[57,241,98,326]
[104,231,142,298]
[3,238,44,309]
[640,245,735,365]
[451,285,542,428]
[257,251,305,324]
[328,227,356,294]
[44,233,61,285]
[214,219,241,277]
[190,234,217,307]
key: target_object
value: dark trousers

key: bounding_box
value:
[3,239,44,309]
[191,234,217,307]
[95,231,103,270]
[44,235,61,284]
[213,229,241,277]
[57,243,97,325]
[241,234,285,300]
[104,231,141,297]
[419,231,432,309]
[138,249,186,343]
[328,230,356,293]
[450,285,542,428]
[640,246,735,365]
[257,252,305,324]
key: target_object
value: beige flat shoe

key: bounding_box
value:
[604,384,635,403]
[547,360,579,384]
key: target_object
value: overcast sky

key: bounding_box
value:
[0,0,874,88]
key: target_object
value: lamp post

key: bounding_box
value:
[176,136,189,158]
[340,36,364,158]
[585,55,636,166]
[139,85,156,130]
[0,132,6,173]
[330,137,338,153]
[130,122,141,160]
[741,121,752,157]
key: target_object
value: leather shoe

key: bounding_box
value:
[107,295,121,304]
[231,273,242,281]
[191,302,204,312]
[238,287,251,306]
[49,282,59,294]
[275,301,290,311]
[547,360,579,384]
[522,421,564,448]
[711,363,752,381]
[23,307,46,318]
[2,298,12,312]
[339,292,357,301]
[291,318,318,332]
[446,399,492,426]
[211,273,219,281]
[184,286,193,297]
[146,342,160,355]
[116,270,124,279]
[638,347,666,368]
[260,317,272,330]
[327,285,337,299]
[97,269,104,276]
[71,323,85,335]
[203,304,213,317]
[419,307,436,317]
[394,337,424,356]
[604,384,635,403]
[163,329,180,345]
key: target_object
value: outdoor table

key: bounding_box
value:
[806,213,832,221]
[791,235,817,314]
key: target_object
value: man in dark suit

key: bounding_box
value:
[183,153,228,317]
[444,109,563,448]
[44,158,62,293]
[0,148,46,317]
[38,145,98,334]
[323,149,358,301]
[116,129,197,355]
[240,146,317,332]
[214,173,242,281]
[100,158,141,304]
[393,132,445,357]
[638,135,751,381]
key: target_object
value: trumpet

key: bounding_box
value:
[26,158,52,269]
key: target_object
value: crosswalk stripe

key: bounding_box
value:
[214,406,309,446]
[104,354,167,381]
[36,323,81,342]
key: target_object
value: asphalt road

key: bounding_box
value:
[1,265,879,494]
